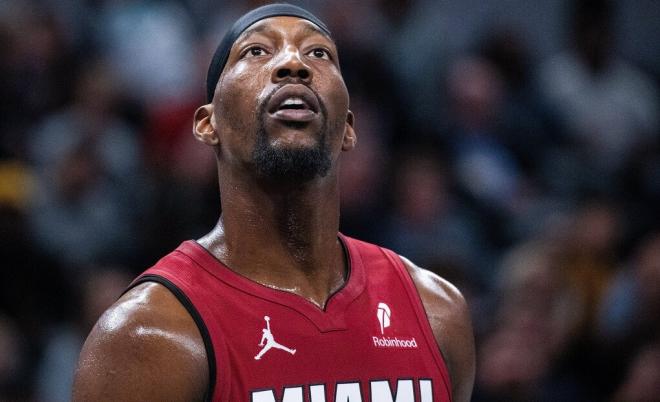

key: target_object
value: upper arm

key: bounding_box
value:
[72,282,209,402]
[400,256,476,402]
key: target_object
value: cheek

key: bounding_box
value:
[215,66,267,131]
[323,77,350,128]
[322,70,349,111]
[213,67,268,160]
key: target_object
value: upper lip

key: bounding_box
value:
[267,84,320,114]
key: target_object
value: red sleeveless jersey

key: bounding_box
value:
[129,234,452,402]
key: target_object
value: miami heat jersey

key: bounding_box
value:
[129,234,452,402]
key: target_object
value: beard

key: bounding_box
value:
[252,90,332,183]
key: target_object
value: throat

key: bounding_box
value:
[281,211,314,264]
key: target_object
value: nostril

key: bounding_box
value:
[275,67,310,80]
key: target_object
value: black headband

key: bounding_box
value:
[206,3,332,103]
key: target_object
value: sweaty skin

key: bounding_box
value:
[72,16,475,402]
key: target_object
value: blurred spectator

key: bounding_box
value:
[559,199,622,336]
[475,240,586,401]
[27,60,143,268]
[373,0,470,133]
[597,237,648,342]
[96,0,198,105]
[478,27,559,181]
[442,55,544,251]
[444,56,523,214]
[596,231,660,388]
[378,146,489,282]
[538,0,659,194]
[0,1,77,159]
[546,199,633,397]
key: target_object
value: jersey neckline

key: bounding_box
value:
[176,232,366,332]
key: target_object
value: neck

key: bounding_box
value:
[198,169,346,308]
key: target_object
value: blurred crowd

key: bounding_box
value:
[1,0,659,400]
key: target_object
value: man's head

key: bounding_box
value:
[193,4,356,184]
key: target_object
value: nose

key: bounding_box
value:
[271,46,312,83]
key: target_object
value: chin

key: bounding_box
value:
[252,138,331,183]
[252,111,332,182]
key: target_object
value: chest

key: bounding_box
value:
[207,287,449,402]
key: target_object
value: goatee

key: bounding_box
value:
[252,92,332,183]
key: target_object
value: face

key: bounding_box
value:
[195,16,356,183]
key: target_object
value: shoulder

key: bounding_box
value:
[399,255,475,402]
[72,281,208,402]
[399,256,470,330]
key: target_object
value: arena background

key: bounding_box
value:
[1,0,659,400]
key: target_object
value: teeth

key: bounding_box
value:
[281,98,305,106]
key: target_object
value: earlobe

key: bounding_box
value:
[342,110,357,151]
[193,105,219,146]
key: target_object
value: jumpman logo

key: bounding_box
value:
[254,315,296,360]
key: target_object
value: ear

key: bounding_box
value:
[341,110,357,151]
[193,104,219,146]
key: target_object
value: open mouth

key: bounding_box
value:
[277,97,313,112]
[267,85,320,123]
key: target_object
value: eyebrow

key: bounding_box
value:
[239,23,271,39]
[238,21,332,42]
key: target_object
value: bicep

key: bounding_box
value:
[72,284,208,402]
[401,257,476,402]
[430,287,475,402]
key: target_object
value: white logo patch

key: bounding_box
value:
[255,315,296,360]
[373,302,418,349]
[376,302,391,335]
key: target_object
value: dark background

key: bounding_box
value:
[1,0,659,400]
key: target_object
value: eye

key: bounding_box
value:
[242,46,268,58]
[308,48,331,60]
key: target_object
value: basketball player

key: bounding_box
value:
[72,4,475,401]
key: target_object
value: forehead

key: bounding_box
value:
[235,16,334,43]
